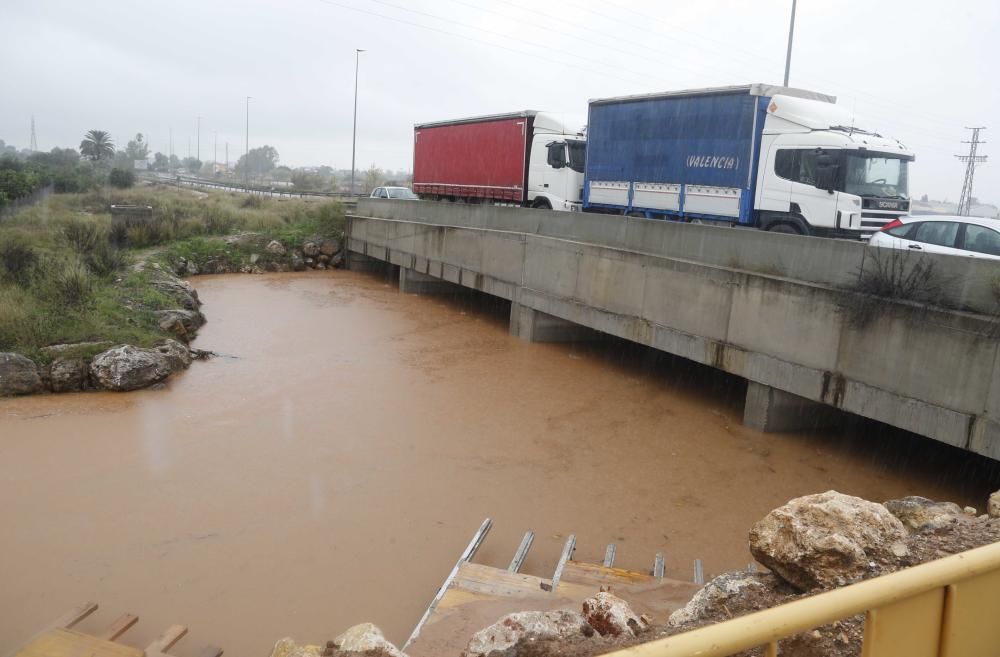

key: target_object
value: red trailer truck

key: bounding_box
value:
[412,111,585,211]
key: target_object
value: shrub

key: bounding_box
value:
[109,168,135,189]
[63,221,104,253]
[315,201,346,236]
[49,259,93,307]
[0,237,40,286]
[241,194,263,209]
[843,249,951,327]
[85,241,128,276]
[125,221,173,247]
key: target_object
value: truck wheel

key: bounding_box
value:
[532,198,552,210]
[766,222,803,235]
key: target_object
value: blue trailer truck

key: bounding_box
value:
[583,84,914,238]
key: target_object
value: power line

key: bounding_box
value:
[956,127,987,216]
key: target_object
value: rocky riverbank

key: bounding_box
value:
[268,489,1000,657]
[0,232,346,397]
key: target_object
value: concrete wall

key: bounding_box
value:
[348,200,1000,460]
[357,198,1000,315]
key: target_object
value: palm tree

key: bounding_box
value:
[80,130,115,161]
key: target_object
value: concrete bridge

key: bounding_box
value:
[346,198,1000,462]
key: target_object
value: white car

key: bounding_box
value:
[370,186,418,200]
[868,215,1000,260]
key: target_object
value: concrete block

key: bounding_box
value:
[574,249,647,317]
[641,261,734,342]
[523,238,580,299]
[743,381,838,433]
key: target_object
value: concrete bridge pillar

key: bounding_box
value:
[509,303,595,343]
[743,381,837,433]
[399,267,457,294]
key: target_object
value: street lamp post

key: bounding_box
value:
[783,0,797,87]
[197,115,201,162]
[245,96,252,189]
[351,48,366,196]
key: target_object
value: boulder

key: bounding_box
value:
[884,496,963,532]
[332,623,406,657]
[668,571,784,627]
[319,239,341,257]
[269,638,322,657]
[581,591,648,637]
[155,339,193,371]
[291,252,306,272]
[155,308,206,341]
[302,241,321,257]
[989,491,1000,519]
[305,257,315,268]
[266,240,287,255]
[49,358,88,393]
[749,490,908,591]
[154,275,202,312]
[463,610,593,657]
[0,353,43,395]
[331,252,344,268]
[89,341,190,392]
[317,254,331,264]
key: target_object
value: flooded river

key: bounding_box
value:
[1,271,996,655]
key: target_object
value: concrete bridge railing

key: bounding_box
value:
[347,198,1000,461]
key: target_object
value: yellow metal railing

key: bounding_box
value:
[603,541,1000,657]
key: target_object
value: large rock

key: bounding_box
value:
[0,353,43,395]
[302,241,321,257]
[269,638,322,657]
[266,240,287,255]
[156,308,206,341]
[668,571,787,627]
[581,591,648,637]
[884,496,963,532]
[319,239,341,257]
[40,341,113,358]
[89,340,190,391]
[49,358,88,393]
[989,491,1000,519]
[749,490,909,591]
[332,623,406,657]
[153,275,201,310]
[463,610,593,657]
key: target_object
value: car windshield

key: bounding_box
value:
[567,140,586,173]
[387,187,416,199]
[843,153,910,199]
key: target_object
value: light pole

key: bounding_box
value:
[783,0,797,87]
[351,48,366,196]
[245,96,252,189]
[197,115,201,162]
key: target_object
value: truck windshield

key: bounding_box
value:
[843,153,910,199]
[567,140,586,173]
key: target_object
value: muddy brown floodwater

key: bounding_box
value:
[1,271,996,655]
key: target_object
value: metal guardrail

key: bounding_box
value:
[602,541,1000,657]
[143,172,358,200]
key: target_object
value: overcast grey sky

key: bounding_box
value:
[2,0,997,201]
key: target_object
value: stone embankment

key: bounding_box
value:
[0,234,345,397]
[268,489,1000,657]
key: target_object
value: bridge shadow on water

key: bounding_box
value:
[424,283,1000,506]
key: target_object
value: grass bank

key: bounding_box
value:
[0,183,345,362]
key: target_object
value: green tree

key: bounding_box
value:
[124,133,150,163]
[108,167,135,188]
[79,130,115,161]
[234,145,279,180]
[181,157,202,173]
[363,163,383,194]
[152,152,169,171]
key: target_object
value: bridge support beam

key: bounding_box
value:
[345,252,386,273]
[743,381,838,433]
[510,303,595,343]
[399,267,459,294]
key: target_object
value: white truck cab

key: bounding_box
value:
[755,95,914,237]
[527,113,586,212]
